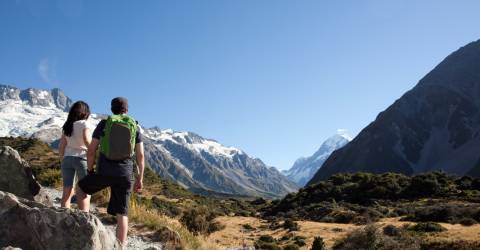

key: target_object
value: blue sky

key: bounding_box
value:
[1,0,480,170]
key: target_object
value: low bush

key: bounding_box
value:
[283,219,299,231]
[254,241,282,250]
[420,240,480,250]
[180,206,224,235]
[383,224,401,237]
[283,244,300,250]
[129,197,219,250]
[293,236,306,247]
[258,235,275,243]
[408,222,446,233]
[36,168,62,187]
[333,224,421,250]
[459,218,477,226]
[401,203,480,225]
[255,235,281,250]
[242,223,255,231]
[311,236,326,250]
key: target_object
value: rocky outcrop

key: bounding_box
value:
[51,88,73,112]
[0,191,118,250]
[0,146,51,205]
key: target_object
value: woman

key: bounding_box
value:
[58,101,92,211]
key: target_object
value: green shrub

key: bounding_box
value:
[311,236,326,250]
[401,204,480,225]
[242,223,255,231]
[36,168,62,187]
[254,241,282,250]
[293,235,306,247]
[459,218,477,226]
[283,219,299,231]
[179,206,224,235]
[255,235,281,250]
[333,224,421,250]
[420,240,480,250]
[383,224,401,237]
[283,244,300,250]
[408,222,446,233]
[258,235,275,243]
[151,196,182,217]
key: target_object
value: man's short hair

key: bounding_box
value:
[111,97,128,114]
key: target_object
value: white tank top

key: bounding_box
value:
[64,120,92,159]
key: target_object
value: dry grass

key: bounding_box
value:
[378,217,480,242]
[208,216,480,250]
[207,216,359,249]
[129,194,221,250]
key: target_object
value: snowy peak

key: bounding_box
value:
[0,84,297,198]
[0,84,72,111]
[0,85,21,101]
[319,129,353,151]
[144,127,243,159]
[283,130,352,186]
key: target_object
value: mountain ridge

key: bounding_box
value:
[308,39,480,184]
[0,84,298,198]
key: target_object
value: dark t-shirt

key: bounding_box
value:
[93,119,143,177]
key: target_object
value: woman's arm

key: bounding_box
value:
[58,134,67,160]
[87,138,100,173]
[83,128,92,147]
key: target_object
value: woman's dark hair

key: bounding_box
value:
[62,101,90,137]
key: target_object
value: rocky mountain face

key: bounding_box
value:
[0,85,298,198]
[309,39,480,184]
[1,85,72,111]
[283,130,352,186]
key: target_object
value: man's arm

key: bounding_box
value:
[87,138,100,172]
[134,142,145,193]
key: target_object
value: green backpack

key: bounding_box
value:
[100,114,138,160]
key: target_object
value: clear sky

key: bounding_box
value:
[1,0,480,170]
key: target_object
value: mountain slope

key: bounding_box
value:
[309,39,480,184]
[283,130,352,186]
[0,84,297,198]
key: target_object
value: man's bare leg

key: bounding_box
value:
[77,192,91,212]
[116,214,128,247]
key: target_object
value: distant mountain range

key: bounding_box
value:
[309,39,480,184]
[0,84,298,198]
[282,130,352,186]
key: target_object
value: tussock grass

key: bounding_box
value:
[129,194,221,250]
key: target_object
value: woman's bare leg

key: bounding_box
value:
[61,187,74,208]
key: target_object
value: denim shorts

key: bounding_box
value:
[61,156,88,187]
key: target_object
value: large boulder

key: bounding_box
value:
[0,146,51,205]
[0,191,118,250]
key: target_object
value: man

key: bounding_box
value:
[78,97,144,247]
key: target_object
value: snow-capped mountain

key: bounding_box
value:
[282,130,352,186]
[309,39,480,185]
[0,84,298,198]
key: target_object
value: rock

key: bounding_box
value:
[0,146,52,206]
[0,191,118,250]
[51,88,73,112]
